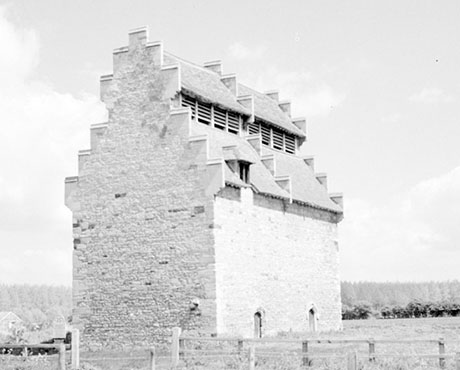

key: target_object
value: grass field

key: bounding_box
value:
[77,317,460,370]
[3,317,460,369]
[342,317,460,341]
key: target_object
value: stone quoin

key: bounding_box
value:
[64,26,344,349]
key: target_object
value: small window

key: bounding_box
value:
[254,312,262,338]
[239,162,250,184]
[309,307,318,332]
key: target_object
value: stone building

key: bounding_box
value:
[65,27,344,349]
[0,312,22,336]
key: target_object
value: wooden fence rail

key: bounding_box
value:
[0,343,68,370]
[176,328,460,370]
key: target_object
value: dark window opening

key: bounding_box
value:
[254,312,262,338]
[309,308,317,332]
[239,162,250,184]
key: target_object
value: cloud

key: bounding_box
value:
[241,66,345,117]
[380,113,402,124]
[339,166,460,282]
[409,88,455,104]
[0,7,106,285]
[0,6,38,86]
[228,42,267,60]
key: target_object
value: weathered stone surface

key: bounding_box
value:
[214,187,342,337]
[65,28,342,350]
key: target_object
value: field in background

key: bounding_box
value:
[341,317,460,340]
[75,317,460,370]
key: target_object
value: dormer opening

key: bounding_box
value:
[226,159,251,184]
[239,162,250,184]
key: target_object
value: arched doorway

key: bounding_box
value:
[308,307,318,332]
[254,312,262,338]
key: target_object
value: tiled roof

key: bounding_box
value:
[261,146,342,212]
[238,84,306,138]
[164,52,305,138]
[164,53,250,116]
[0,312,21,322]
[191,124,342,213]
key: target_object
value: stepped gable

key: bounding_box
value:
[262,146,342,212]
[191,123,289,199]
[191,123,341,213]
[164,52,250,116]
[238,84,306,138]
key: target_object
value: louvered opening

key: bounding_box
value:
[256,118,298,154]
[197,101,212,125]
[248,122,260,135]
[214,106,227,131]
[181,94,196,120]
[228,112,240,135]
[180,93,241,134]
[272,129,284,151]
[261,125,271,146]
[285,134,296,154]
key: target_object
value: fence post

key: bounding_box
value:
[71,328,80,370]
[149,346,155,370]
[347,351,357,370]
[302,340,309,367]
[368,338,375,362]
[171,327,182,368]
[238,340,243,355]
[249,346,255,370]
[58,343,66,370]
[455,352,460,370]
[439,337,445,369]
[179,337,185,361]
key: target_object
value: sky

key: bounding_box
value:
[0,0,459,285]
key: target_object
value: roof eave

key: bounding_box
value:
[181,87,251,117]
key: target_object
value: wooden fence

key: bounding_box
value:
[0,343,68,369]
[173,327,460,370]
[3,327,460,370]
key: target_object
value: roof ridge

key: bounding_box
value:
[164,51,217,76]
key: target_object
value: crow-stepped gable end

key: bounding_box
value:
[64,27,344,349]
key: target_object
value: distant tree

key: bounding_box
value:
[380,306,393,319]
[353,302,373,320]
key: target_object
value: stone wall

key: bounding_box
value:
[67,30,217,349]
[214,186,342,337]
[65,27,343,348]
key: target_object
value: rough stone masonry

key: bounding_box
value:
[65,27,344,349]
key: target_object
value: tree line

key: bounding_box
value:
[341,281,460,320]
[2,281,460,326]
[0,284,71,330]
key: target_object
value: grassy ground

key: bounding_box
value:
[3,317,460,369]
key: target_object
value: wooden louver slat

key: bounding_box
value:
[181,94,196,119]
[248,122,260,135]
[284,134,296,154]
[272,128,284,151]
[261,125,271,146]
[197,101,212,125]
[227,112,240,135]
[213,106,227,131]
